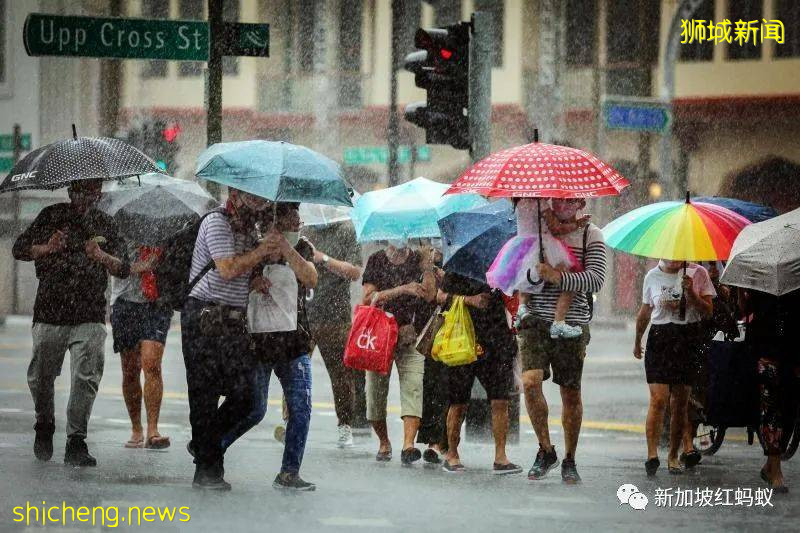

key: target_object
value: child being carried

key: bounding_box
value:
[486,198,590,339]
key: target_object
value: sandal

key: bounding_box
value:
[124,438,144,449]
[375,450,392,462]
[145,435,171,450]
[423,448,442,464]
[645,457,660,477]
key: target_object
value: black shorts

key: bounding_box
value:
[448,355,514,404]
[110,299,172,353]
[644,323,701,385]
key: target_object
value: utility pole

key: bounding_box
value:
[469,12,492,163]
[312,0,339,159]
[529,0,565,143]
[99,0,123,137]
[387,0,402,186]
[11,124,22,315]
[205,0,224,198]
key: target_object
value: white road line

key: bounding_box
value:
[319,517,395,528]
[0,407,25,413]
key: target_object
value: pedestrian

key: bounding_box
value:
[181,188,273,490]
[302,221,365,447]
[111,243,172,450]
[12,179,129,467]
[740,287,800,493]
[437,271,522,475]
[634,260,715,476]
[220,202,319,491]
[518,197,606,483]
[362,240,436,464]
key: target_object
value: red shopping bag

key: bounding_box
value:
[138,246,163,302]
[344,305,398,375]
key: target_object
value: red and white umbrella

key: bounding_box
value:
[445,141,629,199]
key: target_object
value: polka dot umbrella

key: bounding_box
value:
[445,135,629,199]
[0,124,161,194]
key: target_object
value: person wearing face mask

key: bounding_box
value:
[634,260,715,476]
[181,188,277,490]
[13,179,129,467]
[361,239,437,464]
[220,202,319,492]
[519,197,606,484]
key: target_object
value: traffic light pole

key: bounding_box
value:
[205,0,224,198]
[387,0,402,186]
[469,12,492,163]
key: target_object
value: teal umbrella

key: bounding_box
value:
[195,140,352,206]
[352,177,486,242]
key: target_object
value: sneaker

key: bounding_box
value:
[514,304,530,330]
[401,447,422,465]
[680,450,702,469]
[561,457,581,484]
[493,462,523,475]
[423,448,442,464]
[33,422,54,461]
[528,445,558,480]
[192,466,231,491]
[273,473,316,492]
[645,457,660,477]
[442,460,465,473]
[274,425,286,444]
[550,321,582,339]
[337,425,354,448]
[64,437,97,467]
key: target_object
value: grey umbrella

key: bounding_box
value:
[720,207,800,296]
[96,173,216,246]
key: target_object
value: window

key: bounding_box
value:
[606,0,660,65]
[474,0,504,67]
[565,0,597,66]
[0,0,6,85]
[679,0,713,61]
[223,0,239,76]
[297,0,315,73]
[727,0,762,60]
[338,0,362,108]
[179,0,204,77]
[141,0,168,78]
[435,0,461,26]
[774,0,800,58]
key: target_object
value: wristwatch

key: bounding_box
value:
[321,254,330,265]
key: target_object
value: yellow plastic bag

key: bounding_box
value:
[431,296,478,367]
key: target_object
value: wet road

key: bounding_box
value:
[0,316,797,532]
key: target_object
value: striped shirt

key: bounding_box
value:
[188,210,250,308]
[528,223,607,325]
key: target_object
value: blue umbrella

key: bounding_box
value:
[438,199,516,283]
[694,196,778,223]
[196,140,352,206]
[352,177,486,242]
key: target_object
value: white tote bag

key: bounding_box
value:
[247,264,298,334]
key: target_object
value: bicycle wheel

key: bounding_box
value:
[696,425,726,456]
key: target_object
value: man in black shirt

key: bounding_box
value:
[12,179,129,467]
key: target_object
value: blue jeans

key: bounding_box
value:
[221,354,312,475]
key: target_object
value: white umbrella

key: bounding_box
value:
[720,207,800,296]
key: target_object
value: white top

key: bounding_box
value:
[642,263,717,325]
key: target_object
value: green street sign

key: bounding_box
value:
[344,146,431,166]
[0,157,14,173]
[24,13,209,60]
[222,22,270,57]
[0,133,32,152]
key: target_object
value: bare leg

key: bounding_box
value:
[402,416,421,450]
[491,400,510,464]
[554,292,575,323]
[444,404,467,466]
[372,419,391,454]
[560,386,582,458]
[140,340,166,440]
[120,346,143,443]
[646,384,670,460]
[763,454,785,488]
[669,385,690,468]
[522,370,552,451]
[682,409,695,454]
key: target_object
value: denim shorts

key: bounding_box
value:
[110,299,172,353]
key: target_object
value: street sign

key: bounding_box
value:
[221,22,270,57]
[344,146,431,166]
[24,13,209,60]
[0,133,32,152]
[603,100,672,133]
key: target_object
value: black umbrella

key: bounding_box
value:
[0,125,160,194]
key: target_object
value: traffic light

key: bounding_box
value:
[126,120,180,174]
[403,22,470,150]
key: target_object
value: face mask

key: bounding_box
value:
[283,231,300,247]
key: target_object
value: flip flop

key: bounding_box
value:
[124,438,144,449]
[145,435,171,450]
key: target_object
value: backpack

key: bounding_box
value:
[154,209,226,311]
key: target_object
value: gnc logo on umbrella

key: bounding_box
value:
[357,329,378,351]
[10,171,37,182]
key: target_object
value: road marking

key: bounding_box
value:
[319,517,394,528]
[498,508,571,518]
[0,407,24,413]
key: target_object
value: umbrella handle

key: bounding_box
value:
[679,261,687,321]
[527,268,544,287]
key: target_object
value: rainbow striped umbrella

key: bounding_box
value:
[603,194,751,261]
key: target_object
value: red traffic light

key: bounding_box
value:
[162,123,181,143]
[440,49,453,60]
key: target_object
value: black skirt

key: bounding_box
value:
[644,323,702,385]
